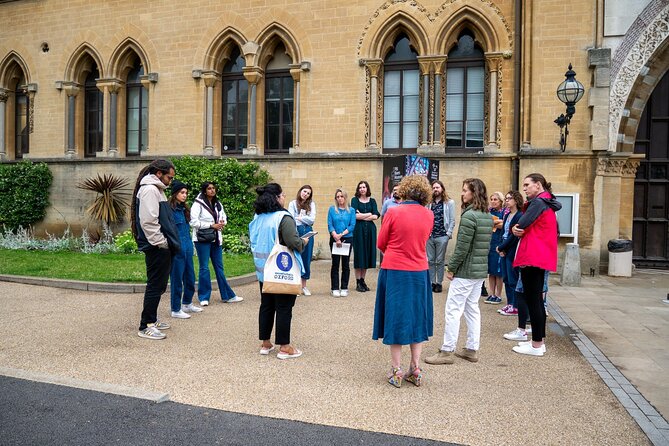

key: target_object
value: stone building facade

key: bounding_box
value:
[1,0,668,271]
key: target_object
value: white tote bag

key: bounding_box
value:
[262,234,302,295]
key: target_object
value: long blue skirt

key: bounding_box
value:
[372,269,433,345]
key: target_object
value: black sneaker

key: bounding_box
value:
[481,284,488,297]
[435,284,442,293]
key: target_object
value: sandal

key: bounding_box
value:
[259,343,275,355]
[387,366,403,388]
[404,367,423,387]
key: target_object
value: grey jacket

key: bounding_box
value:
[427,199,456,238]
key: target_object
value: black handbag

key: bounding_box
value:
[196,227,216,243]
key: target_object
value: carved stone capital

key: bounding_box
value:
[432,57,447,75]
[289,67,302,82]
[363,59,383,78]
[0,88,8,102]
[596,157,627,176]
[202,71,220,88]
[622,159,641,178]
[485,53,503,72]
[96,78,124,93]
[242,66,264,85]
[63,84,81,97]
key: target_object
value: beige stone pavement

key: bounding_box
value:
[0,260,663,445]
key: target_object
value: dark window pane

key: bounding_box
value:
[267,126,279,149]
[267,102,280,125]
[282,100,293,126]
[283,77,294,99]
[267,78,281,99]
[239,81,249,101]
[225,104,236,128]
[283,125,293,149]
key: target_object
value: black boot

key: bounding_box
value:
[356,279,366,292]
[434,283,442,293]
[361,278,370,291]
[431,283,437,292]
[481,283,488,297]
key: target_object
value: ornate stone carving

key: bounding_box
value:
[609,4,669,151]
[0,88,8,102]
[364,65,371,148]
[596,158,627,176]
[622,159,641,177]
[356,0,513,57]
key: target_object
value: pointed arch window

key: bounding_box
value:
[126,60,148,156]
[265,43,293,154]
[84,67,103,157]
[222,47,248,154]
[445,31,485,150]
[14,75,29,159]
[383,34,420,152]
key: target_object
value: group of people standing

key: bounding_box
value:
[131,159,242,341]
[130,159,561,387]
[375,173,561,388]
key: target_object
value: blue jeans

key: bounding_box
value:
[500,255,518,308]
[297,225,314,280]
[170,247,195,312]
[194,241,235,302]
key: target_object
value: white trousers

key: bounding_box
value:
[441,278,484,352]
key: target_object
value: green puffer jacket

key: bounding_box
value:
[447,205,493,279]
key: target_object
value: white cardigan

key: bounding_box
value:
[189,195,227,245]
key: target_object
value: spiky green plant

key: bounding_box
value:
[77,174,131,226]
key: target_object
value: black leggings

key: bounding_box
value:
[258,283,297,345]
[521,267,547,342]
[330,237,351,290]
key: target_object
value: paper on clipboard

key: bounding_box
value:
[332,242,351,256]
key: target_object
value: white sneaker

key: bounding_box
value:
[331,290,341,297]
[171,310,191,319]
[503,328,528,341]
[182,303,203,313]
[302,287,312,296]
[138,325,166,340]
[518,341,546,353]
[224,296,244,303]
[340,289,349,297]
[513,343,545,356]
[200,300,209,306]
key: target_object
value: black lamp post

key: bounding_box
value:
[554,63,585,151]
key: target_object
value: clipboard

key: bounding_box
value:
[331,242,351,256]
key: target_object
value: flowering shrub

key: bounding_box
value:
[114,230,138,254]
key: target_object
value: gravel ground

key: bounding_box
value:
[0,260,649,445]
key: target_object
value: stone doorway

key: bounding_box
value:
[633,69,669,267]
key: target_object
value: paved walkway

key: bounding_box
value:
[0,261,667,445]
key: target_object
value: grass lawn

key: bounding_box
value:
[0,249,255,283]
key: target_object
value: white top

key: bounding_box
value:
[189,194,227,245]
[288,200,316,227]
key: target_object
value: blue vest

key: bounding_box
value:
[249,211,305,282]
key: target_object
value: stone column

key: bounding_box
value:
[63,84,80,158]
[242,67,263,155]
[595,154,629,268]
[619,157,642,239]
[289,66,302,152]
[417,58,431,149]
[364,59,382,151]
[416,57,446,156]
[109,85,119,156]
[433,58,446,149]
[0,89,7,159]
[96,79,123,157]
[202,72,219,156]
[485,54,502,150]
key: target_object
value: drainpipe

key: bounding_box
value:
[512,0,522,189]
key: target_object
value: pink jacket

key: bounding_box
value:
[513,191,561,272]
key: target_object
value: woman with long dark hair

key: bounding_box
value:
[168,180,202,319]
[351,180,380,292]
[496,190,524,317]
[511,173,561,356]
[288,185,316,295]
[249,183,309,359]
[190,181,242,306]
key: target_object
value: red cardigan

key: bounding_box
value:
[378,202,434,271]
